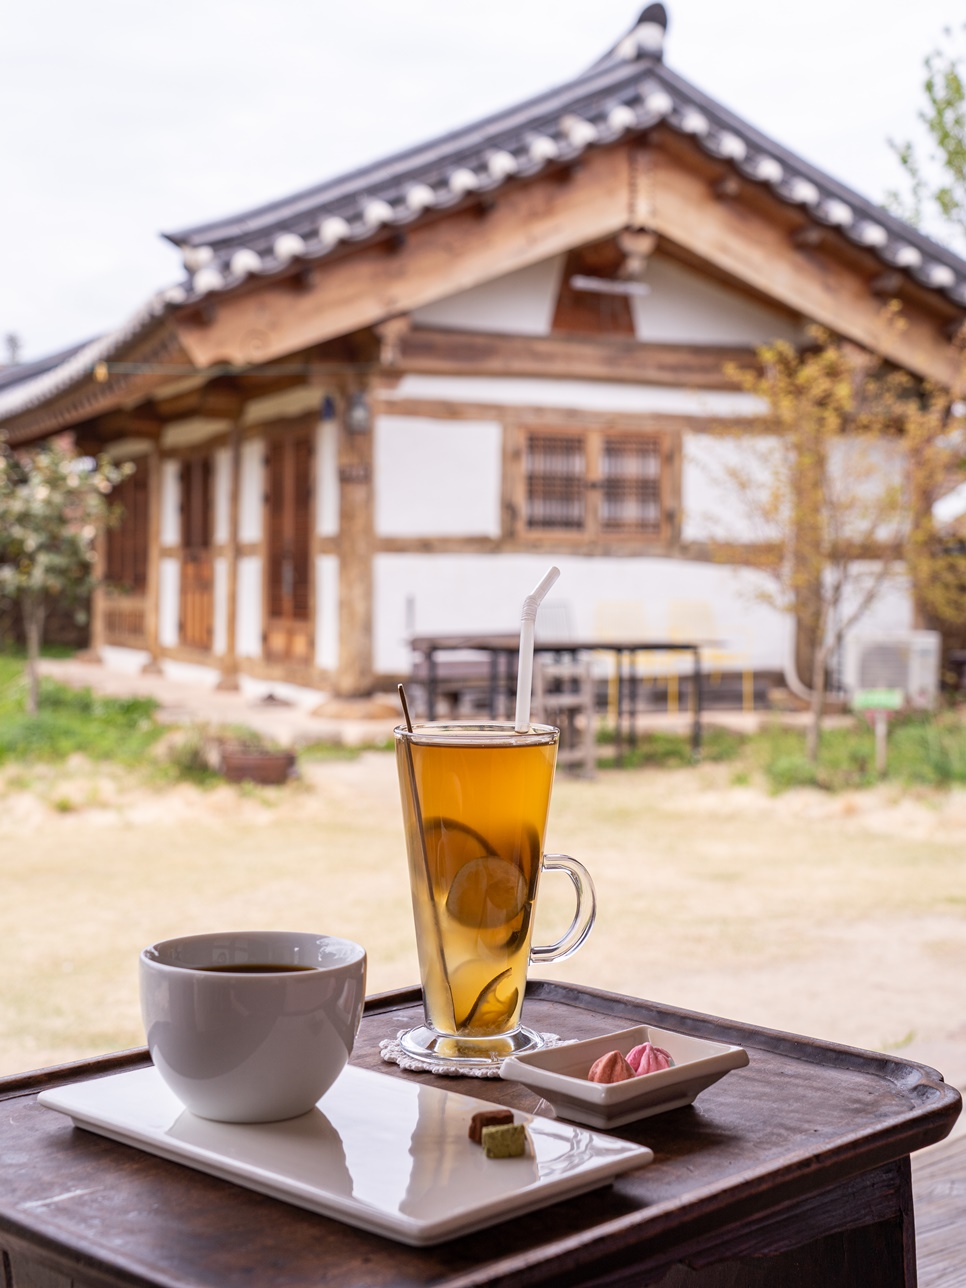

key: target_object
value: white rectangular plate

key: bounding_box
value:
[39,1065,652,1246]
[501,1025,749,1128]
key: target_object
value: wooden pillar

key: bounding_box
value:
[216,420,241,690]
[85,545,106,661]
[334,387,374,696]
[141,445,163,674]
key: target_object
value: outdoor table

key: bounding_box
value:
[0,981,959,1287]
[409,634,705,759]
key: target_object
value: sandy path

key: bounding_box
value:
[1,753,963,1139]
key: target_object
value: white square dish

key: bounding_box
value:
[39,1065,653,1245]
[500,1024,749,1128]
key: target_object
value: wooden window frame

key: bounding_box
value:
[515,421,675,546]
[260,415,317,667]
[104,466,150,594]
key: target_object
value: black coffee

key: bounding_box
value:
[197,963,318,974]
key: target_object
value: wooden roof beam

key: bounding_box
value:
[388,327,758,388]
[168,137,962,386]
[643,138,963,385]
[86,408,163,439]
[171,147,630,370]
[151,380,245,422]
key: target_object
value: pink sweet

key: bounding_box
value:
[587,1050,636,1083]
[626,1042,673,1075]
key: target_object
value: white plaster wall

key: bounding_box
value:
[213,447,231,545]
[160,460,180,547]
[827,438,906,542]
[237,674,327,710]
[239,438,263,543]
[383,375,765,418]
[935,479,966,525]
[373,552,798,675]
[316,416,339,538]
[158,557,180,647]
[682,433,785,543]
[631,255,803,346]
[105,437,153,462]
[683,434,908,547]
[412,255,564,335]
[315,554,339,671]
[100,644,150,673]
[161,418,229,450]
[213,556,228,656]
[374,415,502,537]
[161,659,221,688]
[827,562,913,641]
[236,555,262,658]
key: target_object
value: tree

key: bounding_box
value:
[887,25,966,254]
[0,438,130,714]
[895,352,966,633]
[710,326,966,763]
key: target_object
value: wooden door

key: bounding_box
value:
[265,428,313,665]
[179,457,213,651]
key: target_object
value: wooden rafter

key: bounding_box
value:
[170,136,963,386]
[384,328,759,389]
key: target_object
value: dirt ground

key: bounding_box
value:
[1,752,964,1140]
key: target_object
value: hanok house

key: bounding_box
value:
[1,5,964,706]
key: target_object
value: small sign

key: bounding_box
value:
[853,688,903,711]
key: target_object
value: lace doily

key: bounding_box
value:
[379,1029,562,1078]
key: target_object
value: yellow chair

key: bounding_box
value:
[667,600,755,713]
[592,600,667,722]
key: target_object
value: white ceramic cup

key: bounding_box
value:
[139,931,367,1123]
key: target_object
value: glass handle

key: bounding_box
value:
[530,855,596,964]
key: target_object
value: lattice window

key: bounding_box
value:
[105,467,149,592]
[600,437,661,534]
[268,430,312,623]
[526,434,586,530]
[524,429,666,538]
[180,457,211,552]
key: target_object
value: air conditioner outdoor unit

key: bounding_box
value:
[841,630,941,710]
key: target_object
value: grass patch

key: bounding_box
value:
[5,652,966,795]
[597,725,746,770]
[595,710,966,791]
[0,656,389,787]
[0,656,163,766]
[298,741,366,762]
[754,711,966,792]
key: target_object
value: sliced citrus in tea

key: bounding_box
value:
[452,964,520,1033]
[445,855,528,929]
[422,817,496,897]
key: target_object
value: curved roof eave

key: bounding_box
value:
[4,8,965,430]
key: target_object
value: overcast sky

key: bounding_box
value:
[2,0,962,363]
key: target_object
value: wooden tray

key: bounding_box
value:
[0,980,961,1287]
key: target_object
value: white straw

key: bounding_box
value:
[514,566,561,732]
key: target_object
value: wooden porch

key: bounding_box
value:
[913,1132,966,1286]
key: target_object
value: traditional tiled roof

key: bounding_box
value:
[0,296,168,423]
[163,4,966,308]
[3,4,964,428]
[0,339,94,395]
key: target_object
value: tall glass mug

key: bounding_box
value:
[395,722,596,1065]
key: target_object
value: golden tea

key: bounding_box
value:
[397,726,557,1042]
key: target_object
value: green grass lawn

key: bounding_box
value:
[599,706,966,791]
[3,652,966,792]
[752,711,966,791]
[0,654,164,766]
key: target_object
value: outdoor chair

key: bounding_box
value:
[667,599,755,712]
[592,600,668,719]
[531,655,596,776]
